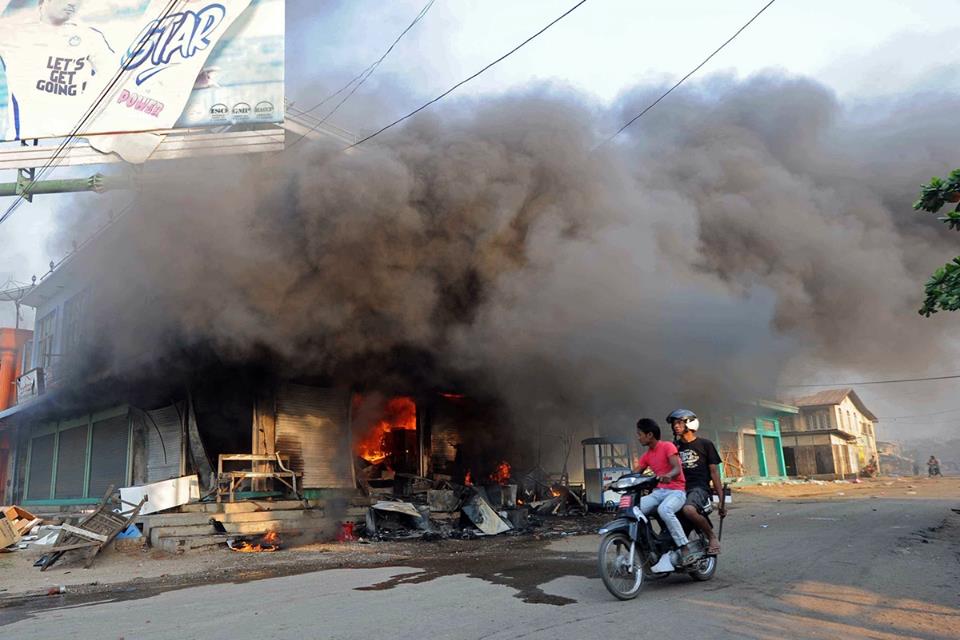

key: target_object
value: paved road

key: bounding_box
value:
[2,497,958,639]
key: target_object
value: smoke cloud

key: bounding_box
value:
[50,72,960,447]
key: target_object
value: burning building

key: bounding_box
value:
[0,222,534,510]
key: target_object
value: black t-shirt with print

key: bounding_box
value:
[677,436,722,491]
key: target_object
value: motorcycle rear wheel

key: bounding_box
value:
[598,532,644,600]
[688,553,717,581]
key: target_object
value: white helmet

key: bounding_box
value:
[667,409,699,432]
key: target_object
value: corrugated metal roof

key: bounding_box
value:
[783,388,877,421]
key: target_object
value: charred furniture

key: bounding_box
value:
[216,453,302,503]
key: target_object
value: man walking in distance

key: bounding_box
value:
[669,409,726,556]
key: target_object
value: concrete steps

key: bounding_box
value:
[138,502,331,553]
[176,500,312,514]
[140,508,312,530]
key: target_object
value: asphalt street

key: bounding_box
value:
[2,496,958,639]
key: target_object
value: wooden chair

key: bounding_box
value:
[41,485,147,571]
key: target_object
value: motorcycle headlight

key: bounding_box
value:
[612,476,641,490]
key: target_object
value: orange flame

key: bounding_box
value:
[356,396,417,463]
[464,470,473,486]
[262,531,281,545]
[230,531,281,552]
[489,461,511,485]
[231,542,277,553]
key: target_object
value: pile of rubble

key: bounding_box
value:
[355,470,587,542]
[0,494,146,570]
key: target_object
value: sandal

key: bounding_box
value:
[705,541,721,556]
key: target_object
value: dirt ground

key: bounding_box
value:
[733,474,960,500]
[2,476,956,604]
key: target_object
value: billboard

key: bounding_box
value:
[0,0,283,160]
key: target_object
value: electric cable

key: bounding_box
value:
[345,0,590,150]
[876,406,960,420]
[286,0,437,150]
[598,0,778,148]
[0,0,186,226]
[780,373,960,388]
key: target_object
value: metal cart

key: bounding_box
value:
[581,437,634,510]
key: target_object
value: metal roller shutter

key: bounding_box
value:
[27,433,55,500]
[88,414,130,497]
[275,385,352,489]
[145,405,183,482]
[55,426,88,499]
[430,413,460,477]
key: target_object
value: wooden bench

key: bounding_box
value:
[216,453,302,503]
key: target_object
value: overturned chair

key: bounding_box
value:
[40,485,147,571]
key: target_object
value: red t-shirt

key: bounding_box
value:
[636,440,685,490]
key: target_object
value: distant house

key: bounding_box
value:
[778,388,879,479]
[701,400,797,484]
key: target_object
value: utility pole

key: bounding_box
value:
[0,173,131,200]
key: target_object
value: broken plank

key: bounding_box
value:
[48,542,100,552]
[60,524,108,542]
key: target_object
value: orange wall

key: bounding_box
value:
[0,328,32,410]
[0,328,31,503]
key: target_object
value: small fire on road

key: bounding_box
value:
[228,531,281,553]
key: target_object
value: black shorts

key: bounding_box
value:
[685,486,713,515]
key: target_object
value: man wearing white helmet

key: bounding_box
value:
[668,409,725,556]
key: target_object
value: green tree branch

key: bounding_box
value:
[914,169,960,316]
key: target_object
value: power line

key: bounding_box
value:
[780,373,960,388]
[0,0,185,227]
[877,406,960,420]
[287,0,437,150]
[345,0,590,150]
[599,0,778,147]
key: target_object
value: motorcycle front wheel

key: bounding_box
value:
[598,532,644,600]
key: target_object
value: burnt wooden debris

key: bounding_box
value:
[358,468,587,541]
[39,485,147,571]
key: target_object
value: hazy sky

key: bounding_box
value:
[3,0,960,442]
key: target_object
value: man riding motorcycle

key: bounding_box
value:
[669,409,726,556]
[634,418,697,566]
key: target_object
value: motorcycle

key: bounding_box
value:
[597,473,719,600]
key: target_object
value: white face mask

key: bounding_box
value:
[686,418,700,432]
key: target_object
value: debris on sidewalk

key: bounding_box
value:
[365,500,433,540]
[3,505,42,537]
[0,518,19,551]
[38,486,146,571]
[120,475,200,516]
[461,489,512,536]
